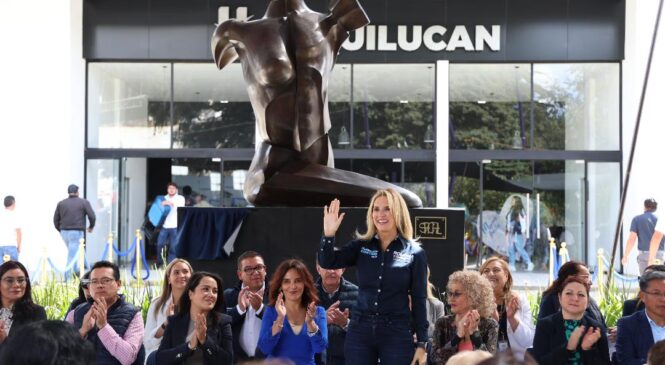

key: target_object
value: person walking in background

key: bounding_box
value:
[53,184,95,280]
[319,189,429,365]
[622,198,662,274]
[314,259,358,365]
[505,196,533,272]
[156,182,185,267]
[0,196,21,261]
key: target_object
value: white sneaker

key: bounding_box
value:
[527,262,534,271]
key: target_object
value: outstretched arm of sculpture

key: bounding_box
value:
[211,21,241,70]
[329,0,370,31]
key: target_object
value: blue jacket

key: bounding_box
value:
[156,311,233,365]
[258,305,328,365]
[616,310,654,365]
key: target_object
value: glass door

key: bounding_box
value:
[85,159,120,264]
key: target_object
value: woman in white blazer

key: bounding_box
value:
[143,259,193,364]
[480,256,535,360]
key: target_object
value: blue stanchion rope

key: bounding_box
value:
[47,244,83,273]
[600,256,639,283]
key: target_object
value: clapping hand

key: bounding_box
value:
[566,325,586,351]
[580,326,602,350]
[80,307,97,337]
[323,199,345,237]
[238,287,250,312]
[466,310,480,334]
[305,302,317,326]
[326,301,350,327]
[93,297,108,329]
[275,292,287,319]
[248,289,264,311]
[195,313,208,344]
[506,295,519,320]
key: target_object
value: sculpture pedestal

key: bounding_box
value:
[178,206,464,289]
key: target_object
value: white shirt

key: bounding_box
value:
[0,209,20,247]
[237,284,265,356]
[163,194,185,229]
[143,296,173,360]
[506,294,535,361]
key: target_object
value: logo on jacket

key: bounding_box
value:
[360,247,378,258]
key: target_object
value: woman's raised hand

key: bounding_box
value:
[323,199,345,237]
[580,326,602,350]
[275,292,287,319]
[566,325,585,351]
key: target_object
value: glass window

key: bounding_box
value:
[353,64,435,149]
[587,162,620,268]
[449,162,481,265]
[533,63,620,150]
[171,158,222,207]
[351,159,402,183]
[223,160,251,207]
[329,65,352,148]
[86,159,120,263]
[173,63,254,148]
[403,162,435,207]
[449,64,532,150]
[88,63,172,148]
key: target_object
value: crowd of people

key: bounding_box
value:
[0,189,665,365]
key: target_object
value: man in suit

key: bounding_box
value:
[223,251,269,363]
[622,264,665,317]
[314,261,358,365]
[616,270,665,365]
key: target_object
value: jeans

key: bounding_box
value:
[156,228,178,266]
[60,230,85,280]
[345,314,415,365]
[146,351,156,365]
[0,246,18,261]
[508,233,532,267]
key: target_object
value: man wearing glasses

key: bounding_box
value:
[224,251,270,363]
[616,270,665,365]
[66,261,145,365]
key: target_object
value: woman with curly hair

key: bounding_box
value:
[0,261,46,349]
[480,257,534,360]
[430,270,498,364]
[258,259,327,365]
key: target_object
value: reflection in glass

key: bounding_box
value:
[223,161,251,207]
[329,65,351,148]
[449,162,481,265]
[449,64,532,150]
[403,162,435,207]
[587,163,620,267]
[88,63,172,148]
[173,64,254,148]
[171,158,222,207]
[353,64,434,149]
[85,159,120,263]
[533,64,620,150]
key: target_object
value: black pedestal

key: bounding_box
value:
[179,207,464,291]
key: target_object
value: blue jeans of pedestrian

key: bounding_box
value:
[508,233,532,266]
[60,230,85,280]
[0,246,18,261]
[345,314,415,365]
[156,228,178,266]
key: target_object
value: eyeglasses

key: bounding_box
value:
[447,291,465,299]
[643,290,665,300]
[2,277,27,286]
[242,265,266,274]
[90,277,116,286]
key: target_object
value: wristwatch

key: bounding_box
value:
[416,341,428,349]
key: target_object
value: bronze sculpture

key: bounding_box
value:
[211,0,422,207]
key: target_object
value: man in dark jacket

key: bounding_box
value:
[223,251,270,363]
[53,184,95,280]
[315,262,359,365]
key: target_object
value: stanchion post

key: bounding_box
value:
[78,238,86,279]
[41,244,49,284]
[107,233,114,263]
[2,254,10,263]
[597,249,605,300]
[135,229,143,287]
[559,242,569,265]
[549,237,556,285]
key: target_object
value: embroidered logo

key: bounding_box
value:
[360,247,378,258]
[393,251,413,264]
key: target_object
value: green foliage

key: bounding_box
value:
[32,268,163,322]
[598,281,632,328]
[525,288,543,326]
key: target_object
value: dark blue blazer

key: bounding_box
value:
[621,298,644,318]
[616,310,654,365]
[156,311,233,365]
[532,311,610,365]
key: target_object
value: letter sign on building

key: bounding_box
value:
[415,216,448,240]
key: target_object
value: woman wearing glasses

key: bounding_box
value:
[319,189,429,365]
[538,261,605,328]
[144,258,193,364]
[480,257,534,360]
[0,261,47,348]
[156,272,233,364]
[532,276,609,364]
[430,270,498,364]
